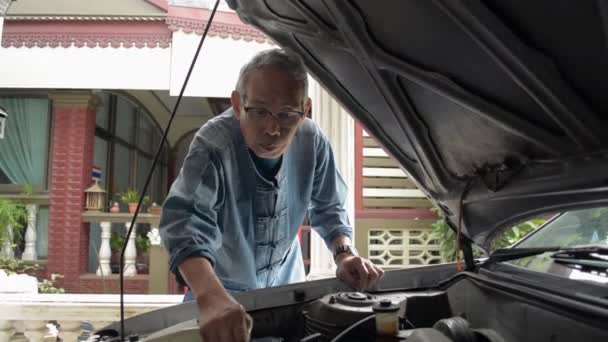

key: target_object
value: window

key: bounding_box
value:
[0,97,51,189]
[93,92,169,206]
[0,96,51,259]
[115,97,136,144]
[96,92,110,131]
[89,93,169,273]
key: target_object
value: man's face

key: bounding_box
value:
[231,65,311,159]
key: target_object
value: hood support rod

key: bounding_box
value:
[461,238,476,271]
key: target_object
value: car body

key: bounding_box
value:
[97,1,608,341]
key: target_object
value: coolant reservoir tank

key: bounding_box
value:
[373,299,400,336]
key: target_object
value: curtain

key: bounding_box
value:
[0,98,49,185]
[0,97,50,258]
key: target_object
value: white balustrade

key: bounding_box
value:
[21,205,38,261]
[82,212,161,278]
[22,321,47,342]
[0,320,13,342]
[96,222,112,277]
[0,294,182,342]
[123,222,138,277]
[0,195,48,262]
[57,321,81,342]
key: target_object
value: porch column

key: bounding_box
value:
[307,77,356,279]
[47,91,98,292]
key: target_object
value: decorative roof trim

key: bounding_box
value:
[1,33,172,48]
[166,16,272,44]
[1,20,172,49]
[5,15,166,21]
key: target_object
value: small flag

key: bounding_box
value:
[92,166,102,182]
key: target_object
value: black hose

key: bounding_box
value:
[329,315,375,342]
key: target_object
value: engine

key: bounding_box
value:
[299,291,504,342]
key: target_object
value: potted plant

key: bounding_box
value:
[0,199,27,259]
[148,202,162,215]
[109,231,125,274]
[135,233,151,274]
[118,188,150,214]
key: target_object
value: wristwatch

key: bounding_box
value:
[333,244,359,261]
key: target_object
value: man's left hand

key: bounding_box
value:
[335,255,385,291]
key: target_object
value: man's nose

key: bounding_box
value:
[264,116,281,136]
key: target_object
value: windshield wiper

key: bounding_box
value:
[487,246,561,263]
[551,245,608,269]
[486,245,608,264]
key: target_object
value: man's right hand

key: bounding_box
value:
[196,288,252,341]
[178,257,253,342]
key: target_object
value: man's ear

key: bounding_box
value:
[304,97,312,118]
[231,91,241,119]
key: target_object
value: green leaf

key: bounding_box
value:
[0,199,28,246]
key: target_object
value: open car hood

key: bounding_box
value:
[227,0,608,249]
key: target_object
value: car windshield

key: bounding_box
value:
[516,207,608,249]
[506,207,608,285]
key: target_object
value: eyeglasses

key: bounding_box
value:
[243,106,304,127]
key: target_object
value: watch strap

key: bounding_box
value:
[333,244,358,261]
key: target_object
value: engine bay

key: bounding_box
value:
[249,289,500,342]
[293,290,491,342]
[246,273,608,342]
[92,267,608,342]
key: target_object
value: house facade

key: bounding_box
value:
[0,0,438,294]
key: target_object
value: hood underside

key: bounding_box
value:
[228,0,608,248]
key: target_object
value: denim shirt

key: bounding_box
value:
[159,109,353,291]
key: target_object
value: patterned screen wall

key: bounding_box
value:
[355,126,441,269]
[368,228,443,268]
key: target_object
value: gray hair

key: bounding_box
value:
[235,48,308,97]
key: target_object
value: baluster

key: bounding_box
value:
[0,224,14,259]
[21,204,38,261]
[23,320,47,342]
[58,321,82,342]
[96,222,112,277]
[0,321,13,342]
[123,222,137,276]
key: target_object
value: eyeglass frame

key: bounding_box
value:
[240,95,305,127]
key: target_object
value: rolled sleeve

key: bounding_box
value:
[159,145,224,285]
[308,135,353,249]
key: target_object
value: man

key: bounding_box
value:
[160,48,384,341]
